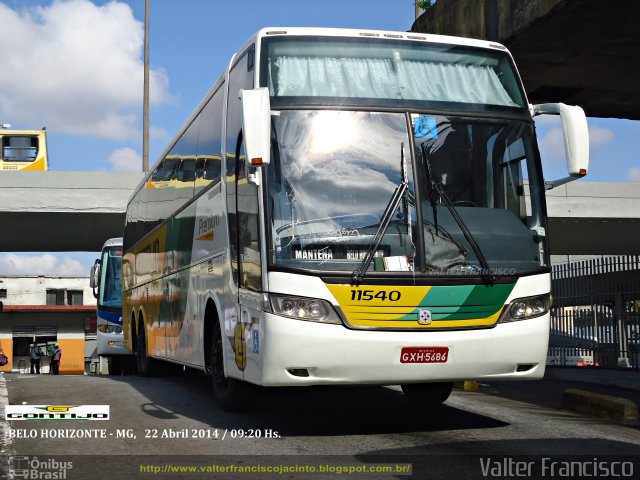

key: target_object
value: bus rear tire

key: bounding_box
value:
[401,382,454,406]
[136,327,158,376]
[210,322,246,411]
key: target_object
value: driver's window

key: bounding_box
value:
[236,140,262,291]
[497,137,526,219]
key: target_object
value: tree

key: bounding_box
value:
[417,1,435,11]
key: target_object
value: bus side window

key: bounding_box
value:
[176,157,197,183]
[196,83,224,195]
[235,136,261,291]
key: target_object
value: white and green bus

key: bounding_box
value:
[122,27,589,410]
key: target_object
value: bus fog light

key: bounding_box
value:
[270,295,341,324]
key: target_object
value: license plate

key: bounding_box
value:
[400,347,449,364]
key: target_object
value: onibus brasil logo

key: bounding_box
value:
[5,405,109,420]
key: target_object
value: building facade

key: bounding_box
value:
[0,276,97,375]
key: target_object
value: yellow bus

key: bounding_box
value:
[0,128,48,171]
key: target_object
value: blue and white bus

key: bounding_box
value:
[91,238,133,374]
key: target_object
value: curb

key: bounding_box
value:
[545,367,640,392]
[561,388,639,425]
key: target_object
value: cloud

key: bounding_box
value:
[534,115,561,127]
[537,122,615,164]
[150,126,170,142]
[0,0,172,140]
[107,146,142,172]
[0,254,86,276]
[628,166,640,183]
[538,127,566,163]
[588,125,614,147]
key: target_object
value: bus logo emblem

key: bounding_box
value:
[418,309,432,325]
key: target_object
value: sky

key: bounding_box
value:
[0,0,638,276]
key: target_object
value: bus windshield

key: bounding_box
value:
[262,36,526,110]
[266,110,546,277]
[2,135,38,161]
[99,246,122,308]
[0,129,48,171]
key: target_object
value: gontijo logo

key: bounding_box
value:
[39,406,75,412]
[5,405,109,420]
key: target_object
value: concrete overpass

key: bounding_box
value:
[545,182,640,254]
[412,0,640,121]
[0,172,143,252]
[0,172,638,255]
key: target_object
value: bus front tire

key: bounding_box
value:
[210,323,246,411]
[401,382,454,406]
[108,356,136,375]
[107,357,120,376]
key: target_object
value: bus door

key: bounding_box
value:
[225,45,264,385]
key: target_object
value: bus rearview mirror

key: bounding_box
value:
[533,102,590,190]
[241,88,271,166]
[90,260,100,294]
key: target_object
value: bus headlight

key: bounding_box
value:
[98,325,124,334]
[270,295,342,324]
[500,293,551,322]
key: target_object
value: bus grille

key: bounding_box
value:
[326,283,515,330]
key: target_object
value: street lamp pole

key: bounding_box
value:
[142,0,150,173]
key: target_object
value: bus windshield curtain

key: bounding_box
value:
[268,56,519,107]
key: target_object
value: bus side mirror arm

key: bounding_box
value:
[532,103,589,191]
[544,176,582,191]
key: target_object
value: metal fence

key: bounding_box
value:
[548,256,640,369]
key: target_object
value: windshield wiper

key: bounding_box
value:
[420,144,494,285]
[432,182,494,285]
[352,143,408,286]
[420,143,439,233]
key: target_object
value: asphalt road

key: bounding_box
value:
[1,371,639,479]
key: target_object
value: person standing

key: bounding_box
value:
[30,344,42,374]
[51,343,62,375]
[46,344,54,374]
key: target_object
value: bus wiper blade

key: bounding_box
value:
[352,143,408,286]
[420,143,439,233]
[432,182,495,285]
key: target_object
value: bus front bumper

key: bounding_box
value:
[97,332,130,357]
[258,312,550,387]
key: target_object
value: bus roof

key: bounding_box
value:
[102,237,123,249]
[0,129,46,136]
[250,26,509,53]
